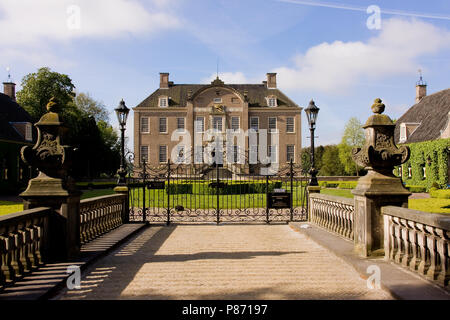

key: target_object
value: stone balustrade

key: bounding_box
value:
[0,207,51,289]
[309,193,354,240]
[382,206,449,288]
[80,194,127,244]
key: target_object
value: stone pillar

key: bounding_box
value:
[114,185,129,223]
[20,97,81,261]
[352,99,410,257]
[307,186,321,222]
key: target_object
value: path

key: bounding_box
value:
[54,224,393,300]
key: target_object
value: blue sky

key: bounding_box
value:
[1,0,449,151]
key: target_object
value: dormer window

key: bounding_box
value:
[267,97,277,107]
[159,97,168,107]
[25,122,32,141]
[399,123,407,143]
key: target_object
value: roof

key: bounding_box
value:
[394,88,450,143]
[135,81,299,109]
[0,92,35,143]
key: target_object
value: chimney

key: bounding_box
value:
[160,72,169,89]
[3,81,16,101]
[415,70,427,103]
[266,73,276,89]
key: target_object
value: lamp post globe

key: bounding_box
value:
[305,99,320,186]
[115,99,130,186]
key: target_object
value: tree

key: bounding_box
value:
[319,145,346,176]
[338,117,365,175]
[74,92,109,122]
[17,67,120,179]
[17,67,75,121]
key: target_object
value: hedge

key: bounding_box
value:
[167,182,283,195]
[429,188,450,199]
[396,138,450,189]
[405,185,427,193]
[337,182,358,189]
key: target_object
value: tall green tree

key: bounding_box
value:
[74,92,109,122]
[338,117,365,175]
[16,67,75,121]
[319,145,346,176]
[16,67,120,179]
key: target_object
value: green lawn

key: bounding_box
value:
[320,188,354,198]
[0,189,116,216]
[129,186,307,209]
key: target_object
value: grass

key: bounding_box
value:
[0,189,116,216]
[129,184,307,209]
[408,198,450,214]
[320,188,354,198]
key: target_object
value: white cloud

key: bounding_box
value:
[274,18,450,94]
[0,0,180,45]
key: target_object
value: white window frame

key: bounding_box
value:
[268,117,277,132]
[159,145,167,163]
[233,145,239,163]
[286,117,295,133]
[213,116,223,132]
[231,116,240,131]
[213,97,222,103]
[399,123,407,143]
[159,117,167,134]
[268,145,277,163]
[176,117,185,132]
[159,96,168,108]
[175,145,186,164]
[25,122,32,141]
[195,117,205,133]
[194,145,204,163]
[140,117,149,133]
[250,117,259,132]
[140,145,149,163]
[267,97,277,107]
[286,145,295,163]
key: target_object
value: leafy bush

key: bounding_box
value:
[429,189,450,199]
[397,138,450,189]
[405,185,427,193]
[166,184,193,194]
[337,182,358,189]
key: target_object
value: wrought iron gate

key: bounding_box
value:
[127,160,308,224]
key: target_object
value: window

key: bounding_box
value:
[159,97,168,107]
[25,123,32,141]
[399,123,407,143]
[286,145,294,162]
[140,117,149,133]
[231,97,239,104]
[213,117,223,131]
[140,145,149,163]
[177,117,185,131]
[268,97,277,107]
[195,117,204,133]
[268,145,277,162]
[213,97,222,103]
[176,145,185,164]
[268,117,277,132]
[250,117,259,131]
[286,117,295,133]
[159,117,167,133]
[194,145,204,163]
[233,145,239,163]
[159,145,167,163]
[231,117,240,131]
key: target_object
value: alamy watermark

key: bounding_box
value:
[366,5,381,30]
[66,265,81,290]
[366,265,381,290]
[67,5,81,30]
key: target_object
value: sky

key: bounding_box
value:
[1,0,450,152]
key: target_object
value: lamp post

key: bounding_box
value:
[115,99,130,186]
[305,99,320,186]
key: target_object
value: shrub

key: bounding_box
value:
[405,185,427,193]
[338,182,357,189]
[429,189,450,199]
[166,184,193,194]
